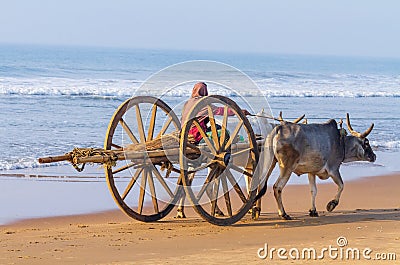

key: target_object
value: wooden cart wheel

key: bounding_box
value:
[180,95,259,226]
[105,96,182,222]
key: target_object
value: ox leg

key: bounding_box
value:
[245,174,261,219]
[252,159,277,220]
[326,170,344,212]
[245,175,251,198]
[252,185,262,220]
[308,174,319,217]
[205,173,224,217]
[273,167,292,220]
[176,172,194,218]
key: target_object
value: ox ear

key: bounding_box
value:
[346,113,374,138]
[338,119,347,137]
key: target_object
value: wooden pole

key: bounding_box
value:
[38,141,264,165]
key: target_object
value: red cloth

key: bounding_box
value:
[212,106,235,116]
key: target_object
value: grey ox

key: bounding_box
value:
[253,113,376,220]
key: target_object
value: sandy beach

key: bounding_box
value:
[1,173,399,264]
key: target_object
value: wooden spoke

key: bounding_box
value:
[147,105,157,141]
[137,168,148,214]
[196,166,218,201]
[111,143,123,149]
[119,118,139,144]
[220,173,232,216]
[223,120,243,151]
[179,95,258,225]
[156,117,173,139]
[225,169,247,203]
[105,96,182,222]
[150,165,174,198]
[122,167,143,200]
[112,162,135,174]
[219,106,229,152]
[210,174,221,216]
[231,147,252,158]
[229,164,253,178]
[147,168,159,213]
[207,106,220,150]
[135,105,146,143]
[193,119,217,154]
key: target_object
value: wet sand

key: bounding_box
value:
[1,174,399,264]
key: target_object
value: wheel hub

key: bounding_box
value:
[213,152,231,167]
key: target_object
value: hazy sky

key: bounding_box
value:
[1,0,399,57]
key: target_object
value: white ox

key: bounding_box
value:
[253,114,376,220]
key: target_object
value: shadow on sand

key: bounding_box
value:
[232,208,400,228]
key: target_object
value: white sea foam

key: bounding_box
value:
[0,74,399,98]
[0,77,142,98]
[371,140,400,151]
[0,158,67,171]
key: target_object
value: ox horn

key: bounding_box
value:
[278,111,305,124]
[278,111,283,121]
[293,114,306,124]
[346,113,374,138]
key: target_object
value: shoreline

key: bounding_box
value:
[1,173,399,264]
[1,172,399,226]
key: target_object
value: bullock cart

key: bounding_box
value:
[39,95,264,226]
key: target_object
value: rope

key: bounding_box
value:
[160,161,173,178]
[247,114,281,122]
[249,113,351,125]
[70,147,117,172]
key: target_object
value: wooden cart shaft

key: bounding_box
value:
[38,141,264,166]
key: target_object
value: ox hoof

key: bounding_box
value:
[309,209,319,217]
[280,213,292,220]
[326,200,338,212]
[175,210,186,219]
[252,207,261,220]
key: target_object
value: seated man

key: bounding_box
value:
[181,82,250,143]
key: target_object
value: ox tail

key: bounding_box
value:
[253,128,278,202]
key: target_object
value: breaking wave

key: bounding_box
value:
[1,73,399,98]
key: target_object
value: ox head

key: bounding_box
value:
[344,113,376,163]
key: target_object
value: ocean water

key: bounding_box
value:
[1,44,399,171]
[1,44,399,223]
